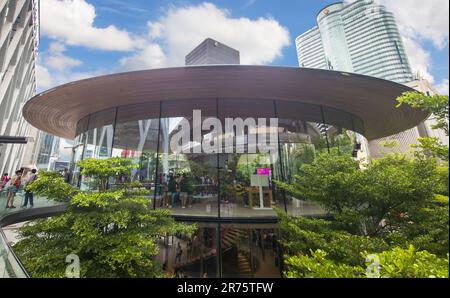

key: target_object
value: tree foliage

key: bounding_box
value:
[397,91,449,162]
[25,171,79,202]
[277,152,448,278]
[285,246,448,278]
[276,153,439,236]
[78,157,138,191]
[396,91,449,135]
[14,158,196,278]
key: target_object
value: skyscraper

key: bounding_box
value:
[295,0,444,158]
[296,1,414,84]
[0,0,39,174]
[185,38,240,66]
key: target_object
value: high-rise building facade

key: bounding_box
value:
[185,38,240,66]
[295,0,446,159]
[296,0,414,84]
[0,0,39,174]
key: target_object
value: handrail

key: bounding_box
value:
[0,228,30,278]
[0,192,67,278]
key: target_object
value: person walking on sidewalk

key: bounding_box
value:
[6,170,23,209]
[22,169,38,208]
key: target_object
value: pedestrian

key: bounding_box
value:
[22,169,37,208]
[175,242,183,263]
[1,173,10,191]
[62,168,70,183]
[168,174,176,208]
[186,238,192,260]
[6,170,23,208]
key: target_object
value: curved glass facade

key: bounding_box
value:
[70,99,361,277]
[72,99,362,219]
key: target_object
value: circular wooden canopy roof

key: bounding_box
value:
[23,65,427,140]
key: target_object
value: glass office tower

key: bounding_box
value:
[296,0,414,84]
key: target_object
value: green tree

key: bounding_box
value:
[25,171,79,202]
[277,210,389,267]
[14,157,196,278]
[276,153,439,236]
[284,246,448,278]
[384,194,449,257]
[397,91,449,135]
[396,91,449,161]
[78,157,137,191]
[373,245,449,278]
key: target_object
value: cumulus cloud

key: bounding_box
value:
[36,62,105,92]
[119,44,167,70]
[436,79,449,95]
[36,43,106,92]
[401,37,434,82]
[36,64,54,90]
[41,0,137,51]
[120,2,291,70]
[43,42,82,71]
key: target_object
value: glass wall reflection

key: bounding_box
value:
[71,99,364,218]
[155,223,218,278]
[158,99,219,217]
[220,223,281,278]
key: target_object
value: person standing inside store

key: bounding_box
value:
[168,174,176,208]
[175,242,183,264]
[6,170,23,208]
[180,173,193,209]
[22,169,38,208]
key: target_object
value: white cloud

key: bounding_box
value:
[36,44,105,92]
[401,37,434,82]
[120,3,290,71]
[377,0,449,49]
[44,42,82,71]
[36,64,54,90]
[36,61,103,91]
[41,0,137,51]
[436,79,449,95]
[119,44,167,70]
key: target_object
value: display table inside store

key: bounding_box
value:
[246,187,273,209]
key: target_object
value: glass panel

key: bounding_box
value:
[218,99,277,218]
[83,108,115,160]
[71,133,85,187]
[156,223,218,278]
[81,108,115,190]
[111,103,160,200]
[158,99,219,217]
[322,107,357,154]
[220,223,281,278]
[0,231,28,278]
[276,101,326,217]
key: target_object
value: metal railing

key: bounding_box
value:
[0,190,66,278]
[0,228,29,278]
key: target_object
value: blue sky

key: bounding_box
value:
[37,0,449,94]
